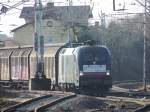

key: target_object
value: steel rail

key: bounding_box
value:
[1,94,52,112]
[134,104,150,112]
[113,79,150,85]
[35,93,77,112]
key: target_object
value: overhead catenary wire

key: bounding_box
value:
[0,0,29,15]
[0,0,148,32]
[0,2,22,10]
[135,0,150,11]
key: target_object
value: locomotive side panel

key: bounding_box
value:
[58,50,64,84]
[58,48,79,86]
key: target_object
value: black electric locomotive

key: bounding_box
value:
[78,46,112,92]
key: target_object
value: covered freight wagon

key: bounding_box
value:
[11,48,32,81]
[0,48,14,85]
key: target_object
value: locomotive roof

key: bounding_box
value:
[59,48,75,55]
[74,45,111,56]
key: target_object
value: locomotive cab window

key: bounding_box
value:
[81,52,106,63]
[78,47,110,72]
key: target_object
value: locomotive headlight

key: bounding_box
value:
[106,70,110,75]
[80,71,84,76]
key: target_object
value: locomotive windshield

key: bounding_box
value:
[78,46,110,73]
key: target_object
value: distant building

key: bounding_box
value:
[11,3,92,45]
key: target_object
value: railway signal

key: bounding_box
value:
[113,0,127,11]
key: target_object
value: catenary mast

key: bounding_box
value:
[29,0,51,90]
[34,0,44,78]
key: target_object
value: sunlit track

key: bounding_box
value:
[1,94,52,112]
[112,85,130,92]
[90,95,148,112]
[1,93,76,112]
[0,90,148,112]
[1,80,150,112]
[108,80,150,98]
[35,93,76,112]
[113,80,147,84]
[134,104,150,112]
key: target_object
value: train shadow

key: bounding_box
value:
[77,89,108,97]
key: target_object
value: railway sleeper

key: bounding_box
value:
[0,82,11,88]
[10,82,27,90]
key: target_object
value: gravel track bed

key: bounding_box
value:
[0,99,17,110]
[0,89,73,112]
[0,87,146,112]
[44,95,142,112]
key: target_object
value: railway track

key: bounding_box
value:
[35,93,76,112]
[1,91,149,112]
[97,102,150,112]
[110,81,150,112]
[1,80,150,112]
[1,93,76,112]
[109,86,148,98]
[134,104,150,112]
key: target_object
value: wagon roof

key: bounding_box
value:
[0,43,65,50]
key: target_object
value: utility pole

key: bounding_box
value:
[98,11,106,45]
[143,0,147,92]
[67,0,72,47]
[101,11,106,45]
[34,0,44,79]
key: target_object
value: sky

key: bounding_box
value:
[0,0,144,36]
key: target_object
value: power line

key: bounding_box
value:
[0,2,22,10]
[0,0,29,15]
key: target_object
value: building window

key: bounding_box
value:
[47,21,53,27]
[47,36,53,43]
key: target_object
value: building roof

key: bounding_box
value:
[12,4,92,33]
[11,21,33,32]
[20,4,93,24]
